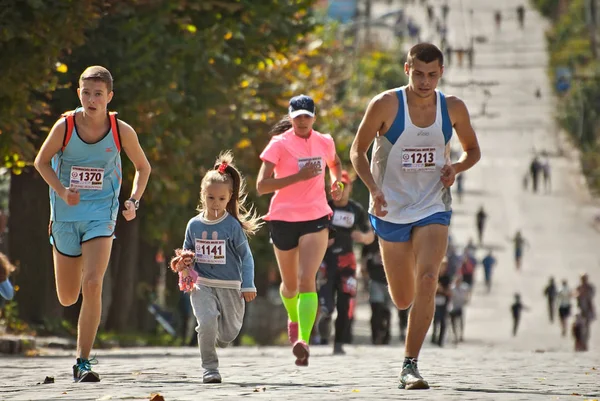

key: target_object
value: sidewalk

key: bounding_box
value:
[0,346,598,400]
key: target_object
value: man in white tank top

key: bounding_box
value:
[350,43,481,390]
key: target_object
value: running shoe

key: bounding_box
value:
[73,357,100,383]
[287,320,299,344]
[203,370,222,384]
[399,360,429,390]
[293,340,309,367]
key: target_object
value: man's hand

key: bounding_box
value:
[371,188,388,217]
[440,164,456,188]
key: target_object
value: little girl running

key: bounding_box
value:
[171,151,262,384]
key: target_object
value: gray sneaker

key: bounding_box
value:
[203,370,222,384]
[399,361,429,390]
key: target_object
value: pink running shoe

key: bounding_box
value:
[293,340,309,367]
[287,320,298,344]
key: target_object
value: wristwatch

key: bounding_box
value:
[127,198,140,210]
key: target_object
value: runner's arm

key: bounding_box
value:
[256,161,303,195]
[448,97,481,174]
[350,96,385,193]
[34,119,70,197]
[119,121,151,202]
[327,153,343,185]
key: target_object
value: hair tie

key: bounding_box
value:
[217,162,228,174]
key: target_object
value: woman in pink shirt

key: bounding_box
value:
[257,95,343,366]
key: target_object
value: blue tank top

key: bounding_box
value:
[50,107,122,222]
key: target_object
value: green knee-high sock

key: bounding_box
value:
[297,292,318,342]
[280,291,299,323]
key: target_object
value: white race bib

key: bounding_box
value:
[332,210,355,228]
[297,156,323,171]
[195,239,226,265]
[435,295,447,306]
[69,166,104,190]
[401,147,437,172]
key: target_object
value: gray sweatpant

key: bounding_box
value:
[190,284,245,370]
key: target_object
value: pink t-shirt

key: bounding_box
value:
[260,128,336,222]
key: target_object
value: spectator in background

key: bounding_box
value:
[557,279,572,337]
[0,252,16,304]
[543,277,557,323]
[481,250,496,293]
[511,293,528,336]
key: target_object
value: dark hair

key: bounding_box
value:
[269,116,292,136]
[79,66,113,92]
[406,43,444,67]
[198,150,263,236]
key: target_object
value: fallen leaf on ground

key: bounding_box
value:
[253,387,266,392]
[150,393,165,401]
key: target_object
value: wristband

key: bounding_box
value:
[337,181,344,191]
[127,198,140,210]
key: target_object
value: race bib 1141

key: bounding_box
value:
[401,147,438,172]
[195,239,226,265]
[69,166,104,190]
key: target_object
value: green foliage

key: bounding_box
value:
[1,300,32,334]
[96,329,181,348]
[4,0,410,335]
[536,0,600,194]
[0,0,102,166]
[529,0,561,19]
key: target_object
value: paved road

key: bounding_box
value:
[0,346,598,400]
[2,1,599,400]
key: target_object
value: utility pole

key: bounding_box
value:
[586,0,600,58]
[364,0,372,47]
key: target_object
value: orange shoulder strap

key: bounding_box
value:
[109,111,121,152]
[61,110,76,151]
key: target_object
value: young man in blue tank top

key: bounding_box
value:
[34,66,151,382]
[350,43,481,390]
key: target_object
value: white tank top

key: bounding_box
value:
[369,87,453,224]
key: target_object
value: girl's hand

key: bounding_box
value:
[242,291,257,302]
[297,162,321,181]
[331,180,343,201]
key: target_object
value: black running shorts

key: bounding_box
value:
[269,215,330,251]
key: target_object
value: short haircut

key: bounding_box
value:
[79,66,113,92]
[406,43,444,67]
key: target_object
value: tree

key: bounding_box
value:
[0,1,103,165]
[12,0,319,331]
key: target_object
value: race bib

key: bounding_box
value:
[195,239,226,265]
[332,210,355,228]
[435,295,447,306]
[297,156,323,171]
[69,166,104,190]
[342,276,358,296]
[401,147,437,172]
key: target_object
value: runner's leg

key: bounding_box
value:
[78,237,112,359]
[406,224,448,358]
